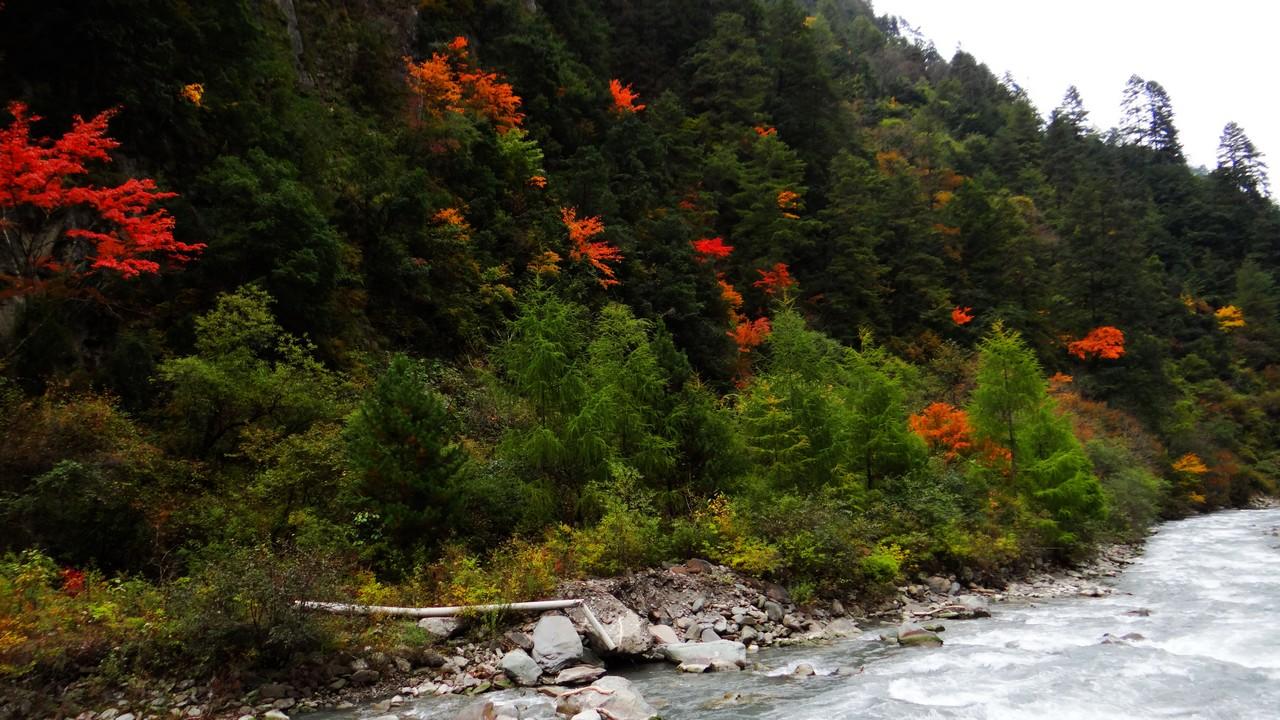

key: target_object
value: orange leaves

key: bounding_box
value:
[776,189,801,218]
[527,174,547,189]
[1172,452,1208,475]
[404,37,523,133]
[1048,372,1074,389]
[609,79,645,114]
[909,402,973,459]
[179,83,204,107]
[433,207,466,226]
[951,306,974,325]
[728,315,771,353]
[560,207,621,287]
[1215,305,1245,331]
[691,237,733,262]
[527,250,561,278]
[753,262,795,297]
[753,125,777,137]
[718,277,744,312]
[1068,326,1125,360]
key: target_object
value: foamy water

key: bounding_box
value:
[321,508,1280,719]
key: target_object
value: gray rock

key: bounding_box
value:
[532,615,584,671]
[661,639,747,667]
[831,599,845,616]
[555,665,607,685]
[602,605,652,656]
[258,683,291,700]
[739,625,759,643]
[116,715,136,720]
[350,668,381,685]
[824,618,860,638]
[685,558,715,574]
[793,663,815,676]
[500,648,542,687]
[700,627,721,642]
[691,595,706,612]
[263,712,290,720]
[677,662,708,673]
[709,659,741,672]
[504,630,534,650]
[571,711,603,720]
[490,695,558,720]
[369,716,399,720]
[98,711,119,720]
[925,576,951,595]
[763,601,784,622]
[782,614,807,631]
[648,624,680,645]
[418,617,462,639]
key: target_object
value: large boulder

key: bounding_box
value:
[555,665,607,685]
[532,615,584,671]
[604,606,652,655]
[555,676,658,720]
[896,622,943,648]
[499,649,542,687]
[648,624,679,645]
[660,640,746,668]
[418,617,462,639]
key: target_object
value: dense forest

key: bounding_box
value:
[2,0,1278,691]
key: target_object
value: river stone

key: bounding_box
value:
[677,662,709,673]
[454,699,497,720]
[556,676,659,720]
[685,558,715,574]
[897,622,943,647]
[369,716,398,720]
[740,625,759,643]
[504,630,534,650]
[555,665,607,685]
[763,601,784,622]
[831,599,846,616]
[649,624,680,645]
[258,683,291,699]
[793,663,815,676]
[491,695,558,720]
[692,595,706,612]
[263,712,290,720]
[500,649,542,686]
[925,576,951,594]
[351,669,380,685]
[532,615,584,671]
[603,605,652,655]
[571,711,602,720]
[661,639,747,667]
[418,617,462,639]
[710,659,741,672]
[114,715,135,720]
[700,627,721,642]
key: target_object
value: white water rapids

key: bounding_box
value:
[326,508,1280,719]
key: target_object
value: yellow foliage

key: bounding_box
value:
[1215,305,1245,331]
[1172,452,1208,475]
[180,83,204,107]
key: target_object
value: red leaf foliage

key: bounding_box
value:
[909,402,972,459]
[0,102,201,295]
[728,315,771,353]
[405,41,524,133]
[753,262,796,296]
[609,79,646,113]
[951,306,974,325]
[691,236,733,262]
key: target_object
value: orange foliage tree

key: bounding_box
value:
[951,306,974,325]
[609,79,645,113]
[908,402,973,459]
[728,315,770,353]
[1068,326,1125,360]
[560,207,622,287]
[0,102,202,297]
[404,37,524,133]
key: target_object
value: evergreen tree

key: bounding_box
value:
[1216,122,1270,197]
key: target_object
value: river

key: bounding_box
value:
[326,508,1280,719]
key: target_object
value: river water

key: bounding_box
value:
[330,508,1280,719]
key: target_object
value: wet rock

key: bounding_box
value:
[555,676,658,720]
[793,663,815,676]
[532,615,584,671]
[677,662,708,673]
[896,622,943,647]
[824,618,860,637]
[661,639,747,667]
[454,698,497,720]
[419,617,462,639]
[500,649,542,687]
[710,659,741,672]
[555,665,607,685]
[1125,608,1152,617]
[263,712,290,720]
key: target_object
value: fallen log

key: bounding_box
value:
[295,597,617,651]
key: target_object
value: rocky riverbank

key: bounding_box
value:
[30,542,1143,720]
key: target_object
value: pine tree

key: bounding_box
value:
[1216,122,1270,197]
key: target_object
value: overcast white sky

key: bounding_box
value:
[870,0,1278,170]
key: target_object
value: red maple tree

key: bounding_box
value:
[728,315,771,353]
[691,236,733,262]
[1068,326,1125,360]
[405,38,524,133]
[753,262,796,296]
[0,102,201,297]
[951,306,974,325]
[909,402,973,459]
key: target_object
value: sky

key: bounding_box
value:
[869,0,1279,171]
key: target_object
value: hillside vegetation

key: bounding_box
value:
[1,0,1277,691]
